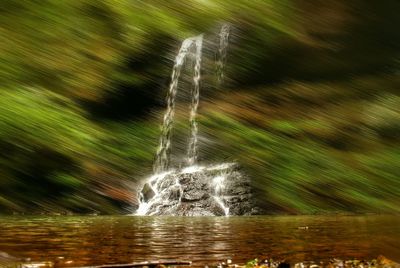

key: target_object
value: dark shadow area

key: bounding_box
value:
[0,145,78,212]
[84,82,161,121]
[83,33,178,121]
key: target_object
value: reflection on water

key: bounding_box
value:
[0,215,399,267]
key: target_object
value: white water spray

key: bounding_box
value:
[212,174,230,216]
[136,163,234,216]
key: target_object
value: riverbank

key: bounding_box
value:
[3,256,400,268]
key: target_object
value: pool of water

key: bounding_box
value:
[0,215,399,267]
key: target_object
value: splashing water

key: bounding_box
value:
[153,35,203,174]
[136,163,235,216]
[136,170,175,216]
[212,174,230,216]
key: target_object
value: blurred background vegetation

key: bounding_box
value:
[0,0,399,214]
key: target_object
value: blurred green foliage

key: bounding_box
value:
[0,0,399,214]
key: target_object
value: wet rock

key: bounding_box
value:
[139,163,257,216]
[141,183,155,202]
[158,177,175,190]
[181,190,208,201]
[181,177,210,201]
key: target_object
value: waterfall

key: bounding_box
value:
[216,24,230,86]
[153,25,229,173]
[153,35,203,174]
[136,25,252,217]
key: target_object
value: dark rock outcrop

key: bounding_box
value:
[138,163,257,216]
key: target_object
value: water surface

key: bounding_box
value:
[0,215,399,267]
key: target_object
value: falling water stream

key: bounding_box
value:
[216,24,230,85]
[187,36,203,166]
[153,35,203,174]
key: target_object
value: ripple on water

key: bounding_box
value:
[0,215,399,267]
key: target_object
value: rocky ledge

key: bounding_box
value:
[138,163,258,216]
